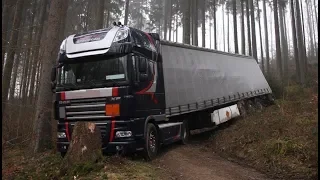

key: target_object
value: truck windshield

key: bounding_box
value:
[57,56,127,88]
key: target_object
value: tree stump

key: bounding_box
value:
[60,122,102,175]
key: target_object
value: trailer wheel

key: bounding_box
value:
[144,123,159,161]
[180,120,190,145]
[254,98,264,111]
[237,101,247,118]
[246,100,256,114]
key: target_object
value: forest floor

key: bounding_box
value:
[2,79,318,180]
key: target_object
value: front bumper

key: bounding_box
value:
[56,118,145,153]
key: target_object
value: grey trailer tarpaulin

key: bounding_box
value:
[160,41,272,116]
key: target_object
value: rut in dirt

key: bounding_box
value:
[152,130,272,180]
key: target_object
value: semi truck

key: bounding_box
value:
[51,23,273,160]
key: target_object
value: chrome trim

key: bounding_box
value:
[66,115,111,120]
[66,104,105,109]
[66,111,105,115]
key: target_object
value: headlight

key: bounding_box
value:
[57,132,66,138]
[113,29,129,42]
[59,39,66,54]
[116,131,132,138]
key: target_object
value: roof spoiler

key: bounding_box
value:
[148,33,160,41]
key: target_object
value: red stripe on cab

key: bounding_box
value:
[112,87,119,97]
[65,122,70,141]
[60,92,66,100]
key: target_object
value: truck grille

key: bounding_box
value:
[65,98,110,120]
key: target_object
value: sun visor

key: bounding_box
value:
[65,26,120,58]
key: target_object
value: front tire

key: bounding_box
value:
[144,123,159,161]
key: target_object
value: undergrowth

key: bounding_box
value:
[209,85,318,180]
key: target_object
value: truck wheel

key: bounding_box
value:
[180,120,190,145]
[144,123,159,161]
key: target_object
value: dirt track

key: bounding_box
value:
[152,131,271,180]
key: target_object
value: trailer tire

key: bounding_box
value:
[237,101,247,118]
[180,120,190,145]
[254,98,264,111]
[143,123,159,161]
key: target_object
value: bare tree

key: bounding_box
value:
[183,0,191,44]
[2,0,25,112]
[233,0,239,53]
[250,0,257,61]
[290,0,300,82]
[262,0,270,74]
[32,0,69,153]
[95,0,105,29]
[246,0,252,55]
[124,0,130,25]
[201,0,206,47]
[240,0,246,55]
[273,0,283,79]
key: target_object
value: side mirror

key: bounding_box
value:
[139,57,147,73]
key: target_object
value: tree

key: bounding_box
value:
[233,0,239,53]
[2,0,25,112]
[124,0,130,25]
[262,0,270,74]
[290,0,300,82]
[183,0,191,44]
[278,1,289,81]
[192,0,198,46]
[201,0,206,47]
[240,0,246,55]
[32,0,69,153]
[295,0,306,85]
[96,0,105,29]
[250,0,257,61]
[273,0,283,79]
[246,0,252,55]
[257,0,264,73]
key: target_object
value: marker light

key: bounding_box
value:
[105,104,120,116]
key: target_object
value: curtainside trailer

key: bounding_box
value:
[51,24,274,160]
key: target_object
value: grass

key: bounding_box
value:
[208,85,318,179]
[2,148,168,180]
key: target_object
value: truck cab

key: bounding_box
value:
[52,24,182,160]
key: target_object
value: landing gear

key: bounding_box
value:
[144,123,159,161]
[180,120,190,145]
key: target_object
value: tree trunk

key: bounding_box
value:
[95,0,105,29]
[246,0,252,56]
[163,0,168,40]
[305,0,315,58]
[2,0,12,69]
[222,3,225,51]
[210,22,212,49]
[60,122,102,175]
[295,0,306,85]
[233,0,238,53]
[241,0,245,55]
[124,0,130,25]
[263,0,270,74]
[213,0,217,49]
[201,0,205,47]
[175,15,178,42]
[279,6,289,82]
[32,0,69,153]
[257,1,264,73]
[192,0,198,46]
[227,12,230,52]
[183,0,191,44]
[290,0,301,82]
[29,0,49,103]
[273,0,283,80]
[2,0,25,112]
[250,0,257,61]
[169,0,173,41]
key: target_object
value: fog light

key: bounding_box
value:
[115,131,132,138]
[57,132,66,138]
